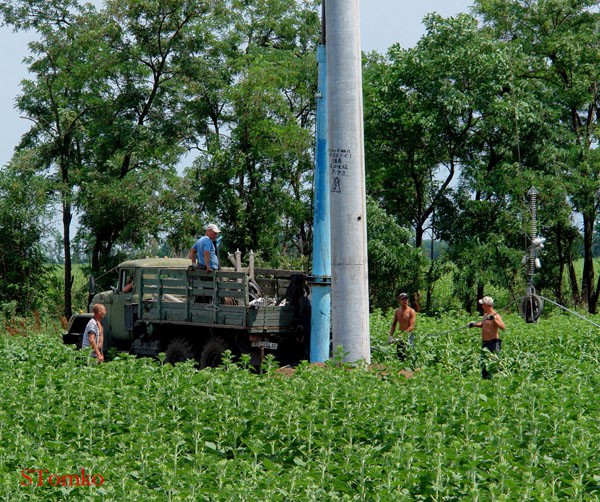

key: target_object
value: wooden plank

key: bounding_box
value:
[215,306,246,326]
[158,277,187,285]
[158,287,188,296]
[216,271,247,280]
[141,304,160,321]
[217,290,245,300]
[158,281,186,291]
[158,303,187,321]
[255,277,293,298]
[189,278,216,287]
[217,281,246,293]
[187,270,247,281]
[190,288,215,298]
[263,311,294,322]
[254,268,306,277]
[189,307,215,324]
[247,306,295,328]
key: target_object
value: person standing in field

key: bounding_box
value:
[81,303,106,364]
[468,296,505,378]
[388,292,416,362]
[189,223,221,272]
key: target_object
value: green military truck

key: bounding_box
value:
[63,258,311,368]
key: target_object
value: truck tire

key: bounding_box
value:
[165,337,197,365]
[199,337,229,369]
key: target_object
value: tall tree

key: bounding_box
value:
[363,13,529,304]
[0,154,48,313]
[475,0,600,311]
[2,0,219,315]
[363,14,514,250]
[74,0,217,272]
[9,2,96,318]
[183,0,320,264]
[366,197,425,309]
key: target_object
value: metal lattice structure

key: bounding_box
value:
[520,187,544,322]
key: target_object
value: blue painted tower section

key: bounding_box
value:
[310,44,332,363]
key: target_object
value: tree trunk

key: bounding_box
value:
[568,256,580,305]
[552,226,564,303]
[62,197,73,319]
[464,292,473,314]
[425,240,435,312]
[581,213,595,312]
[592,275,600,315]
[415,224,423,250]
[476,284,484,315]
[91,240,101,273]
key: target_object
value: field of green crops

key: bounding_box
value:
[2,310,600,500]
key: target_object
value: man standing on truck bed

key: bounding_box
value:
[190,223,221,272]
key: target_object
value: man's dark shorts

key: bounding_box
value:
[481,339,501,379]
[482,339,501,353]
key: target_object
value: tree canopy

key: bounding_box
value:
[2,0,600,316]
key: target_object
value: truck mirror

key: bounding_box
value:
[88,276,96,295]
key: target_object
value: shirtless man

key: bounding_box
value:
[468,296,505,378]
[388,292,416,361]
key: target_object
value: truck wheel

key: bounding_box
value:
[199,337,229,369]
[165,337,196,365]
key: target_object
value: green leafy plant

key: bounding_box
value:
[2,312,600,499]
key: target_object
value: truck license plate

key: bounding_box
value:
[251,341,278,350]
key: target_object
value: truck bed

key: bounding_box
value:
[137,267,303,333]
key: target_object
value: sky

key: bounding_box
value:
[0,0,474,169]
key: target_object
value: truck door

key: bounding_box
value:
[110,268,137,342]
